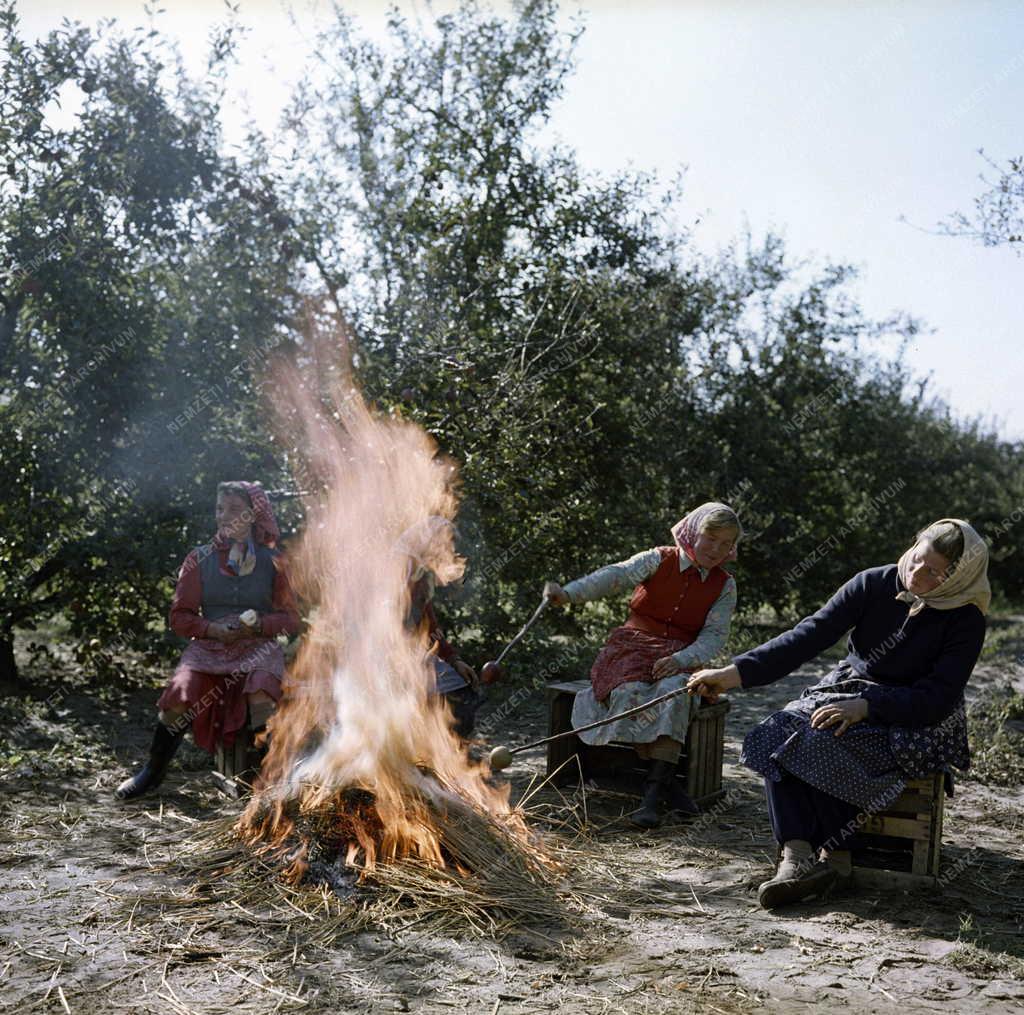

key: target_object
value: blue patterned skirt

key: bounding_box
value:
[740,662,970,812]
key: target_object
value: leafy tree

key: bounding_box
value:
[0,3,302,685]
[2,0,1020,693]
[265,0,1023,663]
[943,149,1024,252]
[263,1,726,651]
[687,244,1024,615]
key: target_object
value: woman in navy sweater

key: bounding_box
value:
[687,519,990,908]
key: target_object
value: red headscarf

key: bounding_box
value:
[213,480,281,549]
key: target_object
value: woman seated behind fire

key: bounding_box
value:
[687,518,989,909]
[545,502,741,828]
[399,517,482,738]
[115,481,301,800]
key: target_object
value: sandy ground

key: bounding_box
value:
[2,633,1024,1014]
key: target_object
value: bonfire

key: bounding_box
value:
[178,337,569,937]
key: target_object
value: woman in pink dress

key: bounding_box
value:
[115,481,300,799]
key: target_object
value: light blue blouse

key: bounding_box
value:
[564,548,737,669]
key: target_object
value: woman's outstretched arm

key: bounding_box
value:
[556,548,663,605]
[733,569,872,688]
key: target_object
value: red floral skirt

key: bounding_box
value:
[157,637,285,753]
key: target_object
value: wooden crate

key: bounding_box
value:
[544,679,729,810]
[211,726,257,798]
[848,772,946,880]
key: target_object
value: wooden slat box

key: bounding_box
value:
[212,726,257,798]
[848,772,946,880]
[545,678,729,810]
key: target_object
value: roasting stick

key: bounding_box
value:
[487,678,704,770]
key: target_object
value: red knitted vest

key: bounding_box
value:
[626,546,728,643]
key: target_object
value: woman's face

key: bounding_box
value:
[216,493,253,541]
[905,540,951,595]
[691,527,737,570]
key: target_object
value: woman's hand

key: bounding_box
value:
[686,665,742,703]
[453,659,478,687]
[544,581,571,607]
[240,615,264,638]
[810,698,869,737]
[207,621,245,643]
[240,610,262,635]
[652,655,684,679]
[207,618,239,643]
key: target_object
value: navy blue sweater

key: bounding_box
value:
[733,565,986,728]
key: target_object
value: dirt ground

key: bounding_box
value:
[3,625,1024,1014]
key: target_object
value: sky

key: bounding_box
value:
[17,0,1024,440]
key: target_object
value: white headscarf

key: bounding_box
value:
[896,518,991,617]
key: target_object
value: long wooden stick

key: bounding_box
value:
[494,597,550,664]
[505,681,706,757]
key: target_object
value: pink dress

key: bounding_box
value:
[157,544,300,751]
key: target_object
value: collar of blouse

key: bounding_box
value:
[678,553,712,582]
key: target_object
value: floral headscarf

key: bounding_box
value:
[214,480,281,576]
[671,502,741,565]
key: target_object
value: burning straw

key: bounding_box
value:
[168,325,572,937]
[164,792,570,943]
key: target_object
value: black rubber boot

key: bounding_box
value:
[115,722,184,800]
[235,728,271,794]
[663,769,701,816]
[629,760,673,828]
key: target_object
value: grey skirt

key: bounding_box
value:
[741,662,970,811]
[571,672,693,748]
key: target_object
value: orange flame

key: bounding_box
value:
[237,326,517,877]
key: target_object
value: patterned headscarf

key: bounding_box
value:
[214,481,281,576]
[671,502,741,565]
[896,518,991,617]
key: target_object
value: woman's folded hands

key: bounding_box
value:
[206,614,263,643]
[809,698,869,736]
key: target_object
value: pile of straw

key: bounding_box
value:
[143,784,579,945]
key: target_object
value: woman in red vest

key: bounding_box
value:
[546,503,741,828]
